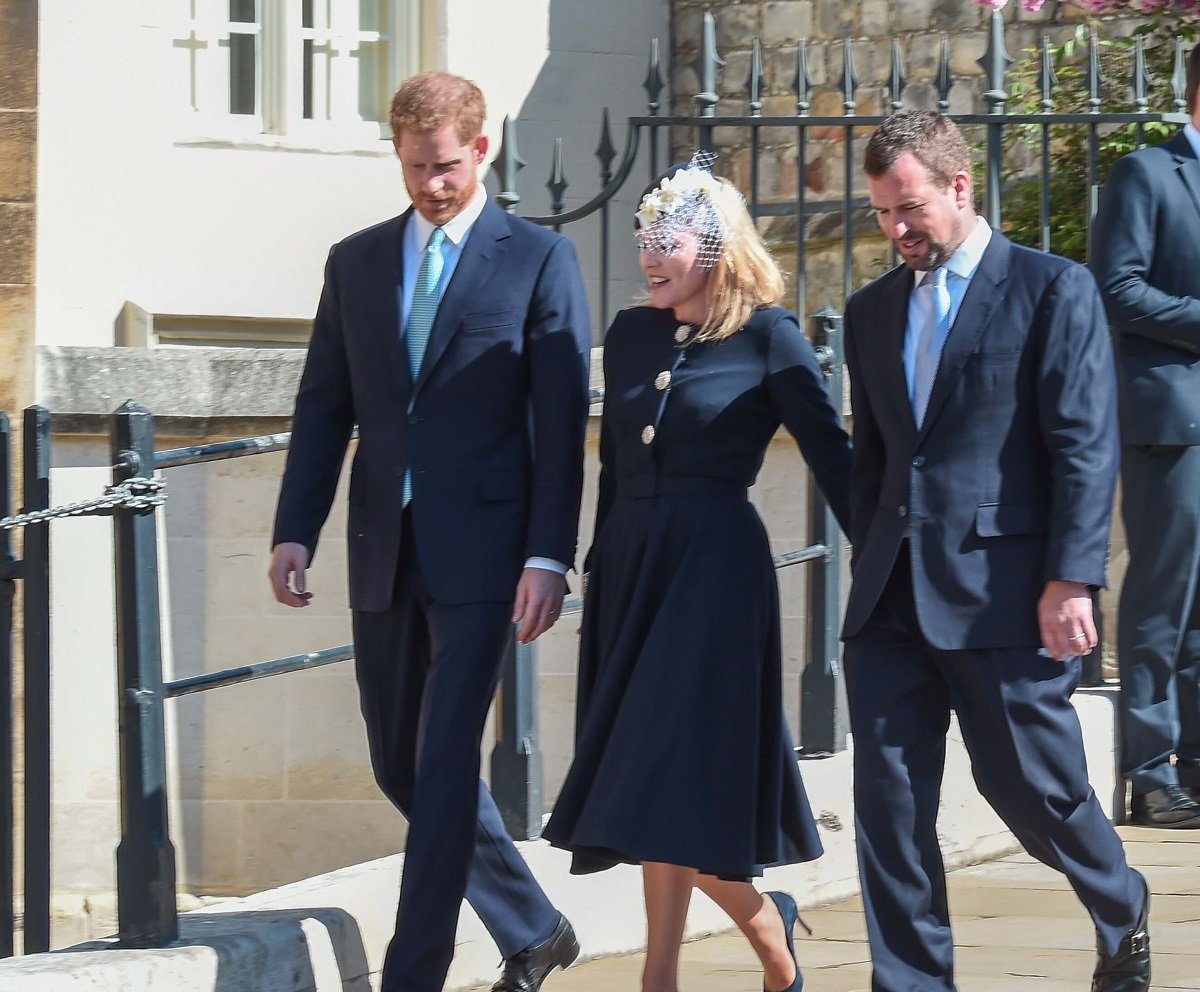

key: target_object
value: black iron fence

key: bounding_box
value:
[497,10,1191,331]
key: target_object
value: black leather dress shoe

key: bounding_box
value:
[491,915,579,992]
[1092,869,1150,992]
[1130,785,1200,827]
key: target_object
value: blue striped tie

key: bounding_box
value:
[912,265,951,427]
[403,227,446,505]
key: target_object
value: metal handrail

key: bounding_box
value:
[160,542,835,696]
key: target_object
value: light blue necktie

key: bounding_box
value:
[406,227,446,379]
[403,227,446,505]
[912,265,951,427]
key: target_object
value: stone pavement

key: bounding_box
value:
[504,827,1199,992]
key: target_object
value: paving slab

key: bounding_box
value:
[488,828,1200,992]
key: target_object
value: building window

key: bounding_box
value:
[175,0,416,145]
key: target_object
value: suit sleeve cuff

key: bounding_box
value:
[524,557,569,575]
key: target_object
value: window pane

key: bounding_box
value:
[302,0,313,29]
[358,41,382,121]
[359,0,381,30]
[229,0,255,24]
[303,38,314,119]
[229,32,256,114]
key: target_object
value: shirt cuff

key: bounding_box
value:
[524,557,568,575]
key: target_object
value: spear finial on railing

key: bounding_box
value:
[1132,35,1150,114]
[977,9,1013,115]
[1171,37,1188,112]
[494,116,526,213]
[547,138,568,217]
[695,11,724,118]
[644,37,666,115]
[1087,26,1103,113]
[1039,34,1059,112]
[936,36,954,112]
[748,38,765,117]
[840,39,859,115]
[595,108,617,183]
[794,40,813,115]
[888,39,907,113]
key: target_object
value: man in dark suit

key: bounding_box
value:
[842,110,1149,992]
[268,73,591,992]
[1091,43,1200,829]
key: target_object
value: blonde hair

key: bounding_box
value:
[693,179,785,342]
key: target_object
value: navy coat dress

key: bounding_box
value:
[543,304,852,878]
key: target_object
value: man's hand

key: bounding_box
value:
[1037,579,1097,661]
[513,566,566,644]
[269,542,313,608]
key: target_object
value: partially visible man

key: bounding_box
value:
[1091,42,1200,829]
[268,73,591,992]
[843,110,1149,992]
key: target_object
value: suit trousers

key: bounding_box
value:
[844,550,1142,991]
[1118,442,1200,795]
[352,511,559,992]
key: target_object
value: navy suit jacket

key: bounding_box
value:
[842,230,1119,650]
[272,200,592,611]
[1090,130,1200,445]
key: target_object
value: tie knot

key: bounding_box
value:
[427,227,446,252]
[932,265,949,290]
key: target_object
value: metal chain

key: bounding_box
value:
[0,477,167,531]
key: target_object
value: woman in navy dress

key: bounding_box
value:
[543,155,852,992]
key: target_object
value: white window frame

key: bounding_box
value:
[175,0,417,151]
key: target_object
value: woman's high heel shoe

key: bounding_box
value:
[763,890,811,992]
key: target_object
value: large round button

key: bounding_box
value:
[674,325,691,343]
[641,425,656,445]
[654,370,672,391]
[912,456,925,468]
[898,505,908,518]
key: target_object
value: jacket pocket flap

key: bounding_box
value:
[975,501,1049,537]
[461,308,520,331]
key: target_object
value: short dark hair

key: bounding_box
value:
[1188,42,1200,117]
[863,110,971,187]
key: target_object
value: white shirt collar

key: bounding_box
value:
[914,216,992,286]
[1184,122,1200,162]
[410,183,487,247]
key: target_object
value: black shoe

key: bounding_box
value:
[1092,869,1150,992]
[1130,785,1200,827]
[491,915,579,992]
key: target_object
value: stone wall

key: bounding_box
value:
[0,0,35,417]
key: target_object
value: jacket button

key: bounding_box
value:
[408,413,423,425]
[654,370,672,391]
[641,425,656,445]
[912,456,925,468]
[898,505,908,518]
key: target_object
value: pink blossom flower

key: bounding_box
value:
[1021,0,1047,9]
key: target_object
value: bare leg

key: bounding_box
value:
[642,862,696,992]
[694,877,797,992]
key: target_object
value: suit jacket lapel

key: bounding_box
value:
[917,231,1011,443]
[368,212,412,396]
[877,267,920,445]
[412,200,509,399]
[1170,132,1200,226]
